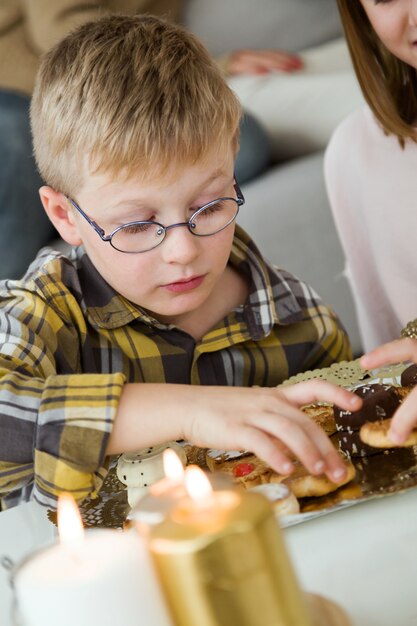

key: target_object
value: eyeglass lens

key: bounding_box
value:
[110,198,239,253]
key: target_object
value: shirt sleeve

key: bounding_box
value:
[0,286,126,509]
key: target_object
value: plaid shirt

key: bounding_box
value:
[0,226,351,509]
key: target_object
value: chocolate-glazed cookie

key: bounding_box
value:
[334,384,400,432]
[400,364,417,387]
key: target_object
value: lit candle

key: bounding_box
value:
[130,448,187,526]
[148,466,313,626]
[131,449,235,527]
[13,494,173,626]
[117,442,187,508]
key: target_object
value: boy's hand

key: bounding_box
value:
[227,49,303,75]
[361,338,417,444]
[182,380,361,484]
[112,380,361,484]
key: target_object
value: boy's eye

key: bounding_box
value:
[198,201,228,216]
[119,222,153,235]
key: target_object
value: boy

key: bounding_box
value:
[0,15,358,509]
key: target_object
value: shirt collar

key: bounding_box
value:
[74,225,303,334]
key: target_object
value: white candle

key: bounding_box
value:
[13,495,173,626]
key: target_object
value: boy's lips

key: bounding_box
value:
[162,274,205,293]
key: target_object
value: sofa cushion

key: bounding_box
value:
[238,151,362,356]
[182,0,343,57]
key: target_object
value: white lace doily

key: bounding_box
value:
[279,360,410,389]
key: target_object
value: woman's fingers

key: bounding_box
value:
[228,49,303,75]
[389,386,417,444]
[360,338,417,370]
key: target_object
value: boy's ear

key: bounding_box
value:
[39,186,83,246]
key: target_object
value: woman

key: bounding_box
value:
[325,0,417,351]
[326,0,417,445]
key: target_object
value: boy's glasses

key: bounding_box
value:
[66,182,245,254]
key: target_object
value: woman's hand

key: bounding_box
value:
[361,338,417,444]
[227,48,303,75]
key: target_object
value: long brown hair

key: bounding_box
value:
[337,0,417,144]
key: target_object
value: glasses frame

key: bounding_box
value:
[66,181,245,254]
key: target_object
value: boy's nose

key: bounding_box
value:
[159,224,200,264]
[410,0,417,25]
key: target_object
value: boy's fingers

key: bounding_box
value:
[360,338,417,369]
[292,418,347,483]
[279,379,361,411]
[236,426,295,475]
[322,449,348,483]
[251,410,339,480]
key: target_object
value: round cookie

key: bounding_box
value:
[249,483,300,516]
[205,450,273,488]
[334,384,400,431]
[360,418,417,449]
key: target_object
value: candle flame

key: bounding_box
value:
[184,465,213,504]
[163,448,185,482]
[57,493,84,545]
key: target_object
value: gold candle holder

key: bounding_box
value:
[148,469,313,626]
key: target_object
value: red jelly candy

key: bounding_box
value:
[233,462,255,477]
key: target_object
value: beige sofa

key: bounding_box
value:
[184,0,363,355]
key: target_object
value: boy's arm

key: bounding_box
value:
[0,366,125,508]
[109,380,361,484]
[0,286,125,509]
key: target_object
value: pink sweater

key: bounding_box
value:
[325,106,417,351]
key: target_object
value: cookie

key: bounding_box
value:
[271,458,356,498]
[249,483,300,516]
[360,419,417,449]
[181,443,208,468]
[205,449,273,487]
[302,403,336,436]
[395,385,412,402]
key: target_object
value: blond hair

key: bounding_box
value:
[31,14,242,195]
[337,0,417,145]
